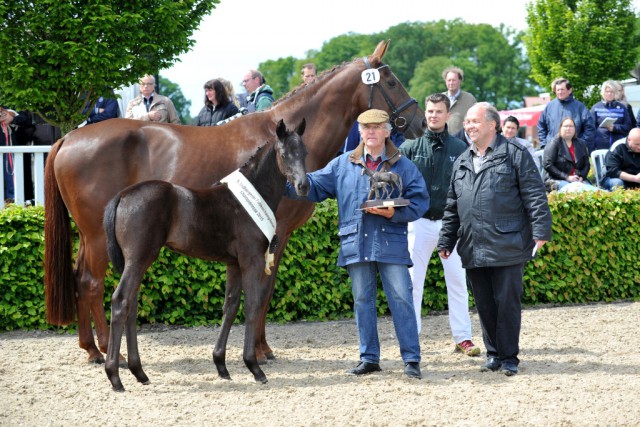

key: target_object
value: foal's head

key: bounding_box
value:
[275,118,309,197]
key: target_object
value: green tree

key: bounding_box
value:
[392,21,537,110]
[159,76,192,125]
[524,0,639,106]
[260,56,298,101]
[0,0,218,133]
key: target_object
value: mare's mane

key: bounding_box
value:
[271,59,356,106]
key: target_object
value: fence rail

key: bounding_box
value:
[1,145,52,207]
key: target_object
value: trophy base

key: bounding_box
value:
[360,198,410,209]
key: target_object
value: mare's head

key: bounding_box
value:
[275,118,309,197]
[355,40,426,138]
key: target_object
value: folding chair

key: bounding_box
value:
[533,149,545,178]
[590,149,609,188]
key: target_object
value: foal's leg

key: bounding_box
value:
[240,263,268,384]
[213,263,243,380]
[105,264,149,392]
[255,233,293,363]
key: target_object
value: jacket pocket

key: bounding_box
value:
[452,170,467,197]
[495,216,524,233]
[338,223,359,258]
[380,223,407,243]
[494,165,513,193]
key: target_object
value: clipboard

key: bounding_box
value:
[599,117,616,128]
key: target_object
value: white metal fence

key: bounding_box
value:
[1,145,52,207]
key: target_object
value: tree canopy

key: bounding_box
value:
[0,0,218,133]
[524,0,639,105]
[260,20,538,111]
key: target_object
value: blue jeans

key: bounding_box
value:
[3,153,14,200]
[346,262,420,364]
[603,177,624,191]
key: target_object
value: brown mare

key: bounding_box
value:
[103,119,308,390]
[44,40,426,365]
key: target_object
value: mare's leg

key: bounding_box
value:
[74,240,106,363]
[213,263,243,380]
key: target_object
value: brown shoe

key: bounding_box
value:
[455,340,481,357]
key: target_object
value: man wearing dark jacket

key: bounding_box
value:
[438,102,552,376]
[537,77,595,150]
[603,127,640,190]
[400,93,480,357]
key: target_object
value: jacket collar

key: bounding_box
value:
[349,138,402,167]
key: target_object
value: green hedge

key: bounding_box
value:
[1,191,639,332]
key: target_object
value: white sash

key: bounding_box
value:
[220,170,276,243]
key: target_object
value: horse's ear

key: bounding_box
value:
[276,119,286,139]
[371,40,389,62]
[296,118,306,136]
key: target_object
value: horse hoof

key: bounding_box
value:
[266,353,276,361]
[111,384,125,392]
[218,374,231,381]
[88,355,106,364]
[255,376,268,384]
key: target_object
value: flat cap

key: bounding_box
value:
[357,109,389,124]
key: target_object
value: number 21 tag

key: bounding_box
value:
[361,69,380,84]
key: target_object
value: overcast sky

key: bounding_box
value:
[161,0,640,117]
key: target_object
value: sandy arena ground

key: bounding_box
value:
[1,301,639,426]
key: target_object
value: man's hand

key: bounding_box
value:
[439,250,450,259]
[364,206,394,218]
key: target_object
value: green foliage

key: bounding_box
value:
[0,206,47,330]
[159,76,192,125]
[2,193,639,332]
[261,21,537,111]
[0,0,219,133]
[524,0,639,105]
[260,56,298,100]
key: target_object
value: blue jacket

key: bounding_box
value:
[537,95,596,150]
[286,139,428,267]
[590,100,632,150]
[87,97,119,124]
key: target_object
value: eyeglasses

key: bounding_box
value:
[241,77,255,85]
[140,83,154,87]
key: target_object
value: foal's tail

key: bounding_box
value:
[103,194,125,275]
[44,139,77,325]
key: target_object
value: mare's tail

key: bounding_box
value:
[44,139,77,325]
[103,194,125,275]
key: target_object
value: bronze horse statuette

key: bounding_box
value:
[102,119,308,391]
[44,40,425,368]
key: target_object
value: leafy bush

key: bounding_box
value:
[1,191,639,332]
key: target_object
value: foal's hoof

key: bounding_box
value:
[218,373,232,381]
[112,386,125,393]
[255,376,268,384]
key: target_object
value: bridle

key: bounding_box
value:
[362,56,419,133]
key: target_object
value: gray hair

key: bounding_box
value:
[358,122,393,133]
[473,102,502,133]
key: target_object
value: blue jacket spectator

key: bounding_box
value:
[537,78,595,151]
[590,81,632,150]
[86,97,120,125]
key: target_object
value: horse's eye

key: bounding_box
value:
[387,79,397,88]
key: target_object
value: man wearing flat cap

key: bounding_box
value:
[285,109,429,379]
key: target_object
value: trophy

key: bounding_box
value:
[360,169,410,209]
